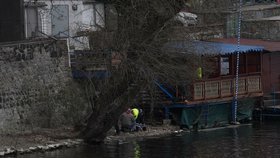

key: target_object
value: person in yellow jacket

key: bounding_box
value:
[131,108,139,120]
[131,107,146,131]
[197,67,202,80]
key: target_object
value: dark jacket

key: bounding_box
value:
[120,112,135,128]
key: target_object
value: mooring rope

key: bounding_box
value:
[233,0,243,123]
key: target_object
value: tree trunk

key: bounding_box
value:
[81,69,145,143]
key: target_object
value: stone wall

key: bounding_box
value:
[0,40,89,133]
[242,20,280,40]
[242,6,280,20]
[226,5,280,38]
[171,24,224,40]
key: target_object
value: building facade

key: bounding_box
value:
[24,0,105,50]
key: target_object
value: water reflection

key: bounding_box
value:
[232,128,241,157]
[18,122,280,158]
[133,141,141,158]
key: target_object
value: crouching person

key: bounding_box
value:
[120,108,136,132]
[132,107,147,131]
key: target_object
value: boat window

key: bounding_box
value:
[220,56,230,75]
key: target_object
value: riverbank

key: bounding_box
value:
[104,125,183,143]
[0,128,81,157]
[0,125,182,157]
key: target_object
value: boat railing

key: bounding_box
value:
[193,74,262,101]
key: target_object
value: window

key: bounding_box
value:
[25,6,41,38]
[220,56,230,75]
[239,54,246,74]
[233,54,246,74]
[247,53,261,73]
[232,53,261,74]
[208,57,220,78]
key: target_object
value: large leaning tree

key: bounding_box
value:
[80,0,213,143]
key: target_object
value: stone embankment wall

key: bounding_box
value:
[242,19,280,40]
[227,5,280,39]
[171,24,224,41]
[0,40,89,133]
[242,6,280,20]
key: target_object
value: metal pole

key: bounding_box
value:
[233,0,243,123]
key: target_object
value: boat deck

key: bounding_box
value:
[265,105,280,109]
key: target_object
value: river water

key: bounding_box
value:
[18,122,280,158]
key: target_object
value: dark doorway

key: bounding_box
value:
[262,52,280,94]
[0,0,24,42]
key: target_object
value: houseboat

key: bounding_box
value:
[212,38,280,121]
[159,38,280,129]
